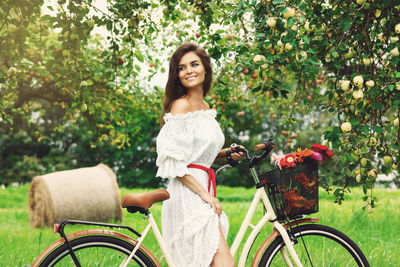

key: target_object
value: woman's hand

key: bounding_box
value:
[200,192,222,215]
[177,175,222,215]
[229,144,246,161]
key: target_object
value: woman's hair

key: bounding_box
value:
[161,42,213,124]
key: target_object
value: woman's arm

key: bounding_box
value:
[215,148,229,160]
[177,174,222,215]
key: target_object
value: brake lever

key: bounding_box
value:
[216,164,232,174]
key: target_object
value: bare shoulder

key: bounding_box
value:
[170,98,191,115]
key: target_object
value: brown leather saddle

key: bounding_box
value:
[121,189,170,215]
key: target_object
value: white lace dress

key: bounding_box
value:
[156,109,229,267]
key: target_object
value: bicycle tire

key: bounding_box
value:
[259,224,370,267]
[37,235,158,266]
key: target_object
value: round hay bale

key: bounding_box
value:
[28,163,122,228]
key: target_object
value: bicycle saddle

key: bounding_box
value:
[121,189,170,214]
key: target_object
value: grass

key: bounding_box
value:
[0,184,399,266]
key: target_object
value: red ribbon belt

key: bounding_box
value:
[187,164,216,197]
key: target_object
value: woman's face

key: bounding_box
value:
[178,51,206,91]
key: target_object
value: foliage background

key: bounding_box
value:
[1,0,400,206]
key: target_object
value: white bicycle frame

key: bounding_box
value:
[120,166,304,267]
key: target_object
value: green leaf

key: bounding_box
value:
[135,50,144,62]
[372,125,383,133]
[339,18,351,32]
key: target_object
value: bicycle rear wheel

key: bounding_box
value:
[259,224,369,267]
[37,235,158,266]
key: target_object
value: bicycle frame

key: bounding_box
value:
[119,166,305,267]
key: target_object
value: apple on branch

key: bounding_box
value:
[366,80,375,88]
[267,17,276,28]
[395,23,400,34]
[341,122,352,133]
[340,80,351,91]
[353,75,364,88]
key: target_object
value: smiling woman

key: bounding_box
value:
[155,43,244,267]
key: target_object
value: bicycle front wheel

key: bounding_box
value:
[259,224,370,267]
[36,234,158,267]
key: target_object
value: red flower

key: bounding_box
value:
[285,189,305,207]
[280,154,296,168]
[311,144,333,161]
[293,173,310,185]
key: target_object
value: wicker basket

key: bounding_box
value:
[259,158,319,222]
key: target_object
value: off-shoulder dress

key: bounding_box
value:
[156,109,229,267]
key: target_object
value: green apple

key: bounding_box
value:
[87,19,95,28]
[353,75,364,88]
[283,7,296,19]
[356,174,362,183]
[393,163,398,170]
[396,82,400,90]
[267,17,276,28]
[285,43,293,51]
[394,117,399,127]
[361,158,368,167]
[341,80,351,91]
[341,122,352,133]
[368,169,377,180]
[344,49,355,59]
[396,23,400,34]
[80,103,88,112]
[390,47,399,56]
[363,58,372,66]
[365,80,375,88]
[352,89,364,100]
[70,33,79,40]
[366,137,377,146]
[356,0,366,5]
[253,55,266,63]
[383,156,393,166]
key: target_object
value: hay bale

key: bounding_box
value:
[28,163,122,228]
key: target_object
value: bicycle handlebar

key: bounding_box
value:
[226,137,274,168]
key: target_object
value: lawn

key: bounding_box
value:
[0,185,399,266]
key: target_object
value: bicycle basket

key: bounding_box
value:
[259,158,319,222]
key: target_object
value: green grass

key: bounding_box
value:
[0,185,399,266]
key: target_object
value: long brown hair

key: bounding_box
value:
[160,43,213,124]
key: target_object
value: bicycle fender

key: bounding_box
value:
[251,218,319,267]
[31,228,161,267]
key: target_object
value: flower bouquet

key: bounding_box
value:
[260,144,333,221]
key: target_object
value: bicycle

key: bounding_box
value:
[32,139,370,266]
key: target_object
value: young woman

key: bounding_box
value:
[156,42,243,267]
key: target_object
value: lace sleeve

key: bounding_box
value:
[156,117,193,179]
